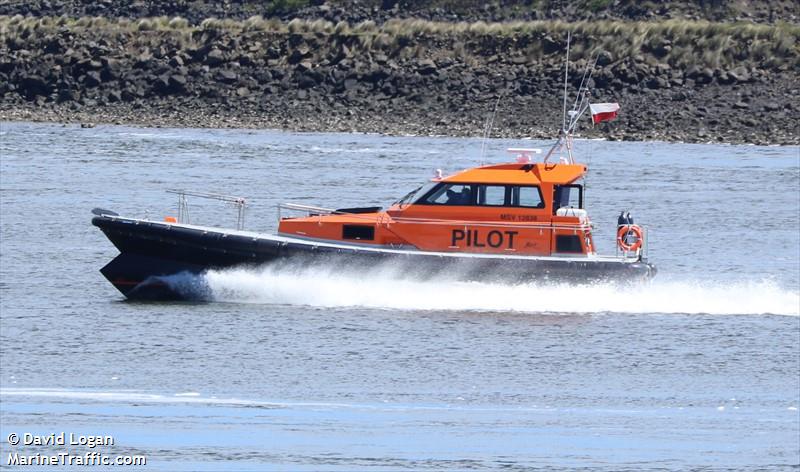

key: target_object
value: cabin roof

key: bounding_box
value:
[441,163,587,185]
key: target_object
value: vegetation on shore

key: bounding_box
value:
[2,15,798,71]
[2,0,797,24]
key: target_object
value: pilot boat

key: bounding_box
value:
[92,129,655,300]
[92,49,656,299]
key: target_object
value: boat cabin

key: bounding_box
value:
[278,159,595,257]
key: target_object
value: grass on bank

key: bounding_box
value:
[1,14,797,70]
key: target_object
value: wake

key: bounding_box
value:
[195,263,800,316]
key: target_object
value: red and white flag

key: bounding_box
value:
[589,103,620,124]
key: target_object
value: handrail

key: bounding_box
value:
[277,202,593,231]
[167,189,247,230]
[389,217,592,232]
[278,202,336,214]
[167,189,247,204]
[641,225,650,261]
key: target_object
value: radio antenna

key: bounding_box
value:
[561,31,571,133]
[480,93,502,166]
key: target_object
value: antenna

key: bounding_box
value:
[572,55,597,114]
[562,31,571,133]
[479,94,502,166]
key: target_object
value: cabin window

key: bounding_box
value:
[556,235,583,253]
[397,182,438,206]
[419,184,473,205]
[477,185,506,206]
[553,185,583,213]
[419,183,545,208]
[342,225,375,240]
[512,186,545,208]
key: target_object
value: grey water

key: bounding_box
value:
[0,121,798,470]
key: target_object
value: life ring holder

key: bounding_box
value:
[617,224,643,252]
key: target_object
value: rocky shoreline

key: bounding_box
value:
[3,0,799,25]
[3,77,797,145]
[1,16,798,145]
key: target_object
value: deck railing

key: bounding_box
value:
[166,189,247,230]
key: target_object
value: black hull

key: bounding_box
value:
[92,215,656,300]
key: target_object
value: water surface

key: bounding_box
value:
[1,122,798,470]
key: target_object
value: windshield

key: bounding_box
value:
[553,184,583,213]
[394,182,438,207]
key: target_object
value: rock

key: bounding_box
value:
[343,78,358,91]
[363,67,390,84]
[729,66,750,82]
[653,43,672,57]
[20,75,52,97]
[542,35,561,54]
[84,71,102,87]
[101,64,116,81]
[239,53,256,66]
[763,102,781,112]
[613,63,637,84]
[297,74,318,89]
[381,82,395,95]
[634,62,652,77]
[107,89,122,102]
[646,77,668,89]
[205,48,225,66]
[216,70,238,83]
[288,48,310,64]
[692,68,713,85]
[596,50,613,67]
[168,74,187,89]
[134,51,153,69]
[297,60,314,72]
[671,91,688,101]
[57,88,78,102]
[655,63,671,76]
[733,101,749,110]
[417,59,438,75]
[717,72,736,85]
[123,81,146,98]
[152,74,170,92]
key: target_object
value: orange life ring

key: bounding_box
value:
[617,225,643,252]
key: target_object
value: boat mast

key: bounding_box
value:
[562,32,571,135]
[545,32,573,165]
[544,34,598,166]
[480,94,502,166]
